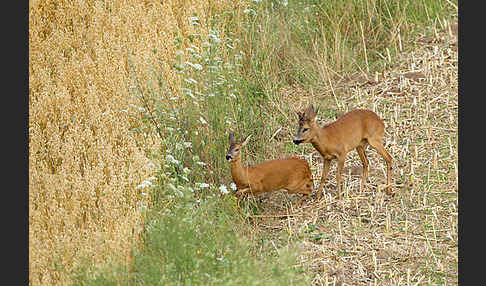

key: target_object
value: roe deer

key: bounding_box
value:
[293,105,393,200]
[226,132,313,207]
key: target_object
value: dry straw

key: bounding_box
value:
[29,0,241,284]
[256,20,457,285]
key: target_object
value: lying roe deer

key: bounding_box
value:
[293,105,393,200]
[226,132,313,207]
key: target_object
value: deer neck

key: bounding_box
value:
[310,125,330,155]
[230,157,249,187]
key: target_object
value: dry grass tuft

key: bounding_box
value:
[29,0,241,284]
[246,20,458,285]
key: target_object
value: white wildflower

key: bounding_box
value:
[166,154,180,165]
[167,183,177,192]
[219,185,229,194]
[192,63,203,70]
[200,116,207,125]
[189,16,200,25]
[230,182,237,191]
[136,180,153,189]
[146,162,156,169]
[183,142,192,148]
[184,77,198,84]
[198,183,210,188]
[195,161,207,166]
[141,180,154,187]
[175,189,184,198]
[208,34,222,44]
[166,154,175,162]
[129,104,145,112]
[243,8,257,16]
[185,61,203,71]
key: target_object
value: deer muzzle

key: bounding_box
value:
[293,138,304,145]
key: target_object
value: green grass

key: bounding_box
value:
[237,0,455,90]
[70,189,309,285]
[132,197,307,286]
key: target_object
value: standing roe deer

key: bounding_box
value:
[293,105,393,200]
[226,132,313,207]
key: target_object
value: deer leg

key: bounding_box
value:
[235,187,250,197]
[356,145,369,191]
[368,139,393,194]
[336,156,345,199]
[317,159,331,200]
[294,194,309,208]
[293,179,313,207]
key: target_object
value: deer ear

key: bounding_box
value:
[304,104,314,119]
[241,134,252,146]
[296,111,303,120]
[229,132,235,143]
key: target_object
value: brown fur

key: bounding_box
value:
[294,106,393,199]
[226,133,313,206]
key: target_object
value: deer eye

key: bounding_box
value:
[302,128,309,132]
[234,148,239,152]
